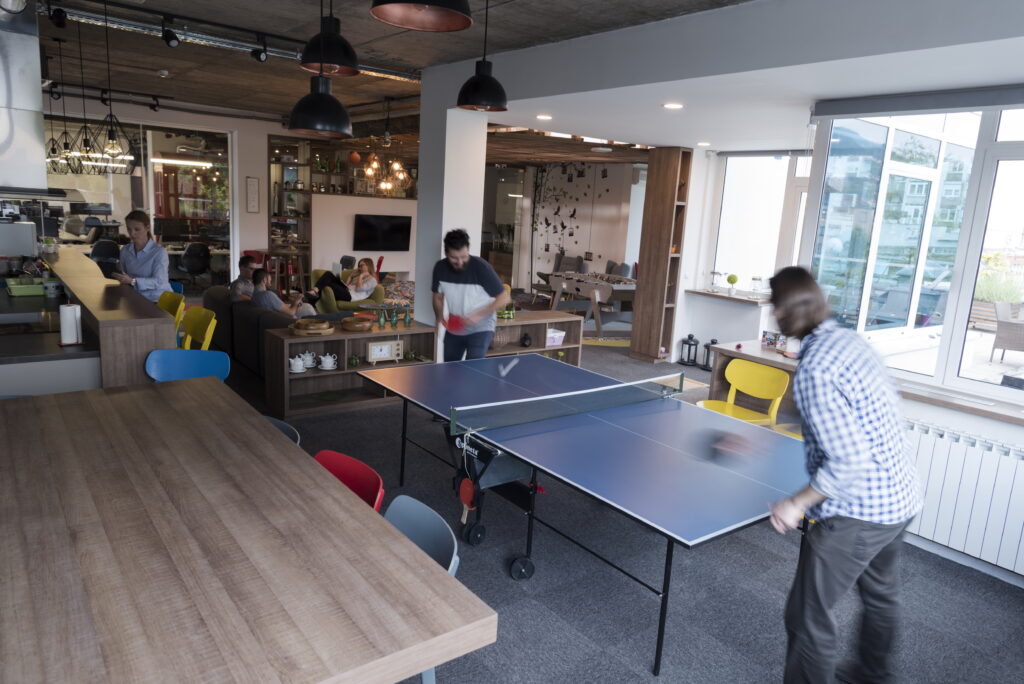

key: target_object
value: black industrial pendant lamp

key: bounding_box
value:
[300,0,359,76]
[456,0,506,112]
[370,0,472,32]
[289,4,352,139]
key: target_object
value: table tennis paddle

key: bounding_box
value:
[446,314,466,333]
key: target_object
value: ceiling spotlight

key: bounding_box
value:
[696,141,711,147]
[251,34,268,62]
[663,102,683,110]
[161,18,180,48]
[49,6,67,29]
[536,114,552,121]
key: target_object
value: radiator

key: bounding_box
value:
[905,421,1024,574]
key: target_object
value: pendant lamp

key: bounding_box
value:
[52,39,81,174]
[71,21,101,173]
[301,0,359,76]
[91,1,136,173]
[370,0,472,32]
[457,0,506,112]
[289,4,352,139]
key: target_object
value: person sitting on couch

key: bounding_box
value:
[229,255,258,302]
[252,268,317,319]
[304,258,378,306]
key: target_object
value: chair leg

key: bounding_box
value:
[420,667,436,684]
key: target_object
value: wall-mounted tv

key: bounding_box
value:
[353,214,412,251]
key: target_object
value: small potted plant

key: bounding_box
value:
[726,273,739,296]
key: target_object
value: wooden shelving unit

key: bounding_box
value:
[630,147,692,363]
[487,310,584,366]
[265,321,437,418]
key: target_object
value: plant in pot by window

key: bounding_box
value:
[726,273,739,296]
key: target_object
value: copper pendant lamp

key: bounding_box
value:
[370,0,472,32]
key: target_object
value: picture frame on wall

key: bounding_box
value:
[246,176,260,213]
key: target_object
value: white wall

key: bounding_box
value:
[624,168,646,267]
[311,194,418,278]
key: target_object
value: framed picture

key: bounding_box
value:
[246,176,260,213]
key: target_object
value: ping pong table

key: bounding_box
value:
[360,353,807,675]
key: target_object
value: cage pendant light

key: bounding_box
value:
[300,0,359,76]
[52,39,82,174]
[456,0,506,112]
[370,0,472,32]
[289,3,352,139]
[71,21,102,174]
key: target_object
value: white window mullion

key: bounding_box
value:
[857,127,897,332]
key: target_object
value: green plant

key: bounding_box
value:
[726,274,739,286]
[974,273,1024,303]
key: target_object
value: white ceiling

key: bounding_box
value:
[491,36,1024,151]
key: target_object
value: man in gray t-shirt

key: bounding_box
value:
[251,269,316,319]
[229,255,257,302]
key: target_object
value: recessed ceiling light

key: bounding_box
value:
[508,193,523,198]
[663,103,683,110]
[591,146,612,153]
[536,114,552,120]
[696,142,711,147]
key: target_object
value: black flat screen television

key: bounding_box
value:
[353,214,411,251]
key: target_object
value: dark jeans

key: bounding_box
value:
[305,271,350,304]
[443,331,493,362]
[784,516,910,684]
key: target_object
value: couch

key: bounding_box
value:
[310,268,385,313]
[204,285,293,377]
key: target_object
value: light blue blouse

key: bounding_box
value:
[119,239,170,302]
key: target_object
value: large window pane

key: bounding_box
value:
[865,175,930,330]
[713,156,789,289]
[959,160,1024,391]
[996,109,1024,141]
[811,119,888,327]
[915,143,973,328]
[890,130,940,168]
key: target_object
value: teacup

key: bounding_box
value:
[319,352,338,369]
[301,350,317,367]
[289,356,306,372]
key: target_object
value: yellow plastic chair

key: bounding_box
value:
[180,306,217,351]
[157,291,185,330]
[698,358,790,426]
[773,423,804,440]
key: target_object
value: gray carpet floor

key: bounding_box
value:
[245,345,1024,683]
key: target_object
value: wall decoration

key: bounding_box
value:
[246,176,260,213]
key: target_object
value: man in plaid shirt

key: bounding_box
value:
[767,267,921,684]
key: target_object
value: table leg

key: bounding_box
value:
[653,536,675,675]
[509,467,538,580]
[590,290,603,337]
[400,398,408,487]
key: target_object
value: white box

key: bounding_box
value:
[545,328,566,347]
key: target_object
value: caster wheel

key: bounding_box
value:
[463,522,486,546]
[509,556,535,580]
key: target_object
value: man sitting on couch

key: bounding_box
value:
[230,255,258,302]
[252,268,317,319]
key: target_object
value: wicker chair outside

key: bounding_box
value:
[990,302,1024,362]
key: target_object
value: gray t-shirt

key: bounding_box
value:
[230,276,254,301]
[431,256,504,334]
[252,288,285,313]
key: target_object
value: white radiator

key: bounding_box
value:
[905,421,1024,575]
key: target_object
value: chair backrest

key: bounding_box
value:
[242,250,264,266]
[375,255,384,276]
[182,243,212,274]
[551,253,563,273]
[90,239,119,261]
[605,259,618,275]
[181,306,217,351]
[619,262,633,278]
[724,358,791,423]
[157,291,185,329]
[339,255,356,270]
[314,450,385,512]
[169,280,184,295]
[995,302,1013,321]
[384,495,459,575]
[145,349,230,382]
[264,415,300,444]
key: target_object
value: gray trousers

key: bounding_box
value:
[784,515,910,684]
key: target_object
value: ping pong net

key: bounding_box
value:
[449,374,685,436]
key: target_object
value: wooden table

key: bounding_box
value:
[708,340,799,418]
[0,379,496,683]
[548,273,635,337]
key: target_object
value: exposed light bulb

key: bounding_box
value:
[370,159,379,169]
[365,167,375,176]
[391,160,402,171]
[103,130,123,158]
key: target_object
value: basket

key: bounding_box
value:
[6,277,45,296]
[489,324,520,349]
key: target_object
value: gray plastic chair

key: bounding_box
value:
[605,259,618,275]
[339,255,356,270]
[384,495,460,684]
[263,415,300,445]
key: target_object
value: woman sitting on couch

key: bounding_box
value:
[304,258,378,305]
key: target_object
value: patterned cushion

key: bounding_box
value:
[384,280,415,307]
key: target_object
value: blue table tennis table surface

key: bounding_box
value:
[361,354,808,547]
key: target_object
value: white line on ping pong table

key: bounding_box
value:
[451,373,685,412]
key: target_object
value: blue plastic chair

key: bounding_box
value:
[169,280,185,294]
[264,415,300,445]
[145,349,230,382]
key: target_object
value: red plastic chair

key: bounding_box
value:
[314,450,385,511]
[375,255,384,276]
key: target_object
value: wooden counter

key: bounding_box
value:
[0,379,497,683]
[44,247,175,387]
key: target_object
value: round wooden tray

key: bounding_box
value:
[289,323,335,336]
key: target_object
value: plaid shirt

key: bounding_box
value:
[794,319,921,524]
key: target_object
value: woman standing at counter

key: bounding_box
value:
[111,210,170,302]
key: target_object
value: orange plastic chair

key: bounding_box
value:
[698,358,790,426]
[314,450,385,512]
[180,306,217,351]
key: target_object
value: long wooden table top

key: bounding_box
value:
[0,378,497,683]
[45,248,170,327]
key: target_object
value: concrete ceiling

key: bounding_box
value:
[40,0,755,119]
[491,36,1024,152]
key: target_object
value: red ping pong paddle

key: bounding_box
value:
[446,315,466,333]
